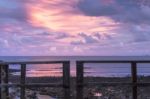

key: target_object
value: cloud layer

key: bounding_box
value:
[0,0,150,55]
[77,0,150,24]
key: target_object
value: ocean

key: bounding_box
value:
[0,56,150,77]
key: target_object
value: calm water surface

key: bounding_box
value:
[0,56,150,77]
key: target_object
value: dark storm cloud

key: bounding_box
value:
[77,0,118,16]
[77,0,150,24]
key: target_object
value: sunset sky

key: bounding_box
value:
[0,0,150,56]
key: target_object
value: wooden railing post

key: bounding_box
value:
[20,64,26,99]
[1,64,9,99]
[131,62,137,99]
[63,61,70,99]
[5,65,9,99]
[76,61,84,99]
[0,63,2,99]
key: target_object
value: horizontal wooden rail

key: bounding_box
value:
[87,82,150,86]
[0,83,63,87]
[0,61,70,99]
[0,61,69,65]
[77,60,150,63]
[1,58,150,99]
[76,60,150,99]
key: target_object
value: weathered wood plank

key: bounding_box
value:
[76,61,84,99]
[76,60,150,63]
[1,65,9,99]
[2,61,70,65]
[63,61,70,99]
[131,62,137,99]
[0,64,1,99]
[5,65,9,99]
[20,64,26,99]
[0,83,62,88]
[2,82,150,88]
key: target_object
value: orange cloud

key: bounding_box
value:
[26,0,119,36]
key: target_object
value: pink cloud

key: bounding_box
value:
[0,0,150,56]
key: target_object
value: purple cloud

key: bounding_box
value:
[1,0,150,56]
[77,0,150,24]
[71,33,112,45]
[0,0,28,22]
[77,0,118,16]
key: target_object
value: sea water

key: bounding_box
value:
[1,56,150,77]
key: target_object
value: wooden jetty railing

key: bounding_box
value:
[76,60,150,99]
[1,58,150,99]
[0,61,70,99]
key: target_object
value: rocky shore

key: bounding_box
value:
[8,75,150,99]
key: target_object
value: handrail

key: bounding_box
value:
[1,58,150,99]
[76,60,150,99]
[0,60,70,99]
[0,60,69,64]
[77,60,150,63]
